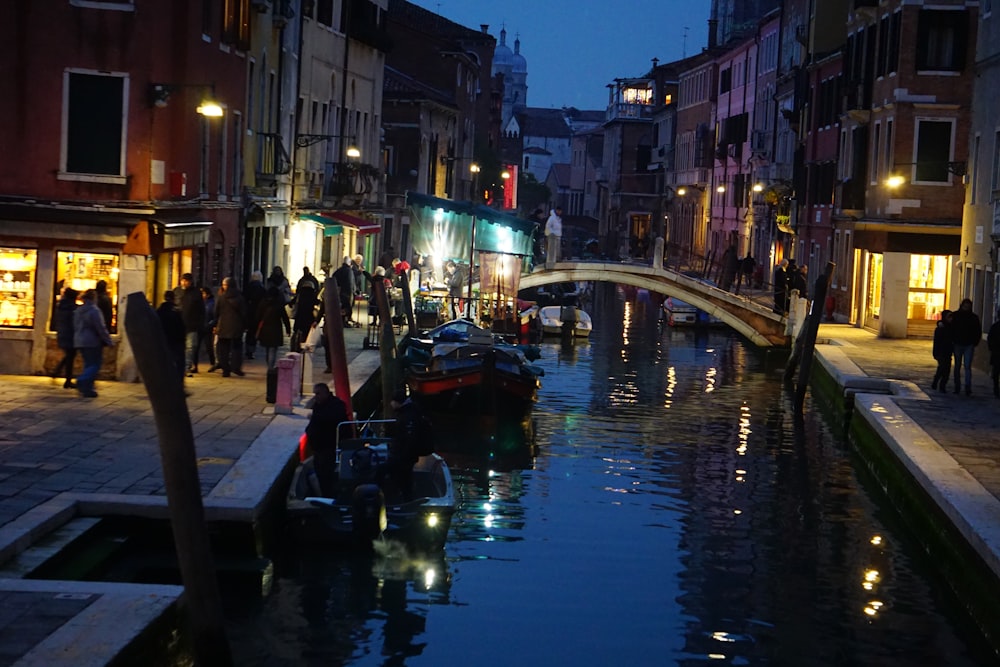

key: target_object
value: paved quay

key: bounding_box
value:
[0,322,382,665]
[0,319,999,663]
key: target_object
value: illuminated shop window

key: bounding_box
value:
[54,252,120,332]
[907,254,948,321]
[0,248,37,328]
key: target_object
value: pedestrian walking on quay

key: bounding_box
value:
[266,266,292,305]
[951,298,982,396]
[772,259,788,314]
[244,270,266,360]
[176,273,205,374]
[215,277,247,377]
[156,290,187,387]
[290,283,318,353]
[73,289,112,398]
[95,279,114,333]
[931,309,953,393]
[256,286,291,370]
[52,286,79,389]
[988,310,1000,398]
[198,286,217,372]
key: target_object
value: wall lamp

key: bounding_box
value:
[148,83,223,117]
[886,160,968,187]
[294,134,360,158]
[676,184,705,196]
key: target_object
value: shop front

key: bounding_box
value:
[854,221,960,338]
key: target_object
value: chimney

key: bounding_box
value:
[481,24,489,34]
[708,18,718,48]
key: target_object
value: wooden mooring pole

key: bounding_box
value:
[791,261,835,416]
[123,292,233,667]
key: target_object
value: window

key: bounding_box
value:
[0,248,37,328]
[914,119,953,183]
[222,0,250,50]
[54,252,120,333]
[916,9,968,71]
[316,0,333,28]
[60,70,127,182]
[719,67,731,94]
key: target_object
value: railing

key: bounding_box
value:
[256,133,291,180]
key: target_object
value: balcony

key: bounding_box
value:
[255,133,291,186]
[323,161,380,198]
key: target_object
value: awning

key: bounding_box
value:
[295,212,343,236]
[323,211,381,235]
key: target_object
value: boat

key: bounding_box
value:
[402,319,544,415]
[287,420,455,552]
[662,295,722,327]
[538,305,593,337]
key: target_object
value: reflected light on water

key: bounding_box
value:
[712,632,736,642]
[705,367,717,392]
[871,535,883,546]
[864,600,885,617]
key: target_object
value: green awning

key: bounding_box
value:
[296,212,344,236]
[405,192,534,262]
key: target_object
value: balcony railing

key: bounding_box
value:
[256,133,291,183]
[323,161,380,198]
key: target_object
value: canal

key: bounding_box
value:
[226,284,999,666]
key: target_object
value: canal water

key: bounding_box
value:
[226,285,999,666]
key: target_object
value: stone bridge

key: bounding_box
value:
[518,260,789,347]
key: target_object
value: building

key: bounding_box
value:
[0,0,250,378]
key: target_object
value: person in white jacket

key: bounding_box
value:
[545,206,563,267]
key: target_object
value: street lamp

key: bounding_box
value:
[470,163,481,203]
[148,83,223,117]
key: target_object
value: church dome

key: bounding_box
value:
[512,35,527,74]
[492,28,515,74]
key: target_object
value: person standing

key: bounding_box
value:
[333,257,356,327]
[266,266,292,305]
[351,255,365,297]
[305,383,349,496]
[772,259,789,314]
[290,283,318,352]
[951,297,982,396]
[156,290,187,387]
[176,273,205,374]
[215,277,247,377]
[52,287,79,389]
[243,270,266,360]
[987,310,1000,398]
[545,206,563,267]
[73,289,112,398]
[446,260,464,319]
[931,309,954,393]
[255,286,291,370]
[95,279,114,333]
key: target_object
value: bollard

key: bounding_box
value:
[275,352,302,414]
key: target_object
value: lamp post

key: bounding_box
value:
[470,163,481,203]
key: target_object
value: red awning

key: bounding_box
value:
[323,211,381,235]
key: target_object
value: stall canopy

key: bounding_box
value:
[324,211,381,235]
[405,191,535,263]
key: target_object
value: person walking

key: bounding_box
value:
[266,266,292,305]
[243,270,266,360]
[988,310,1000,398]
[296,267,320,295]
[198,286,218,372]
[52,287,79,389]
[156,290,187,387]
[772,259,789,314]
[951,297,982,396]
[931,309,954,393]
[73,289,112,398]
[215,277,247,377]
[176,273,205,374]
[255,286,291,370]
[545,206,563,267]
[290,283,318,353]
[95,279,114,333]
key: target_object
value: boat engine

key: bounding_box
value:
[351,483,387,545]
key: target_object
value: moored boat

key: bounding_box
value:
[402,319,544,415]
[287,420,455,552]
[538,305,593,337]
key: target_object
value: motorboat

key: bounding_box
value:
[402,319,544,415]
[662,295,722,327]
[287,420,455,552]
[537,305,592,337]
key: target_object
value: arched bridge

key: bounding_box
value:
[520,261,788,347]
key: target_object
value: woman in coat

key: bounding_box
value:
[256,287,291,370]
[52,287,79,388]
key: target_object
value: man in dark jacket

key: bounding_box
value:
[952,298,983,396]
[333,257,356,326]
[156,290,186,387]
[95,279,114,333]
[305,383,349,495]
[52,287,79,389]
[772,259,789,314]
[215,277,247,378]
[988,310,1000,398]
[176,273,205,373]
[931,310,953,393]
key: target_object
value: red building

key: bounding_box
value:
[0,0,249,377]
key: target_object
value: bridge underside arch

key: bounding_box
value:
[518,262,788,347]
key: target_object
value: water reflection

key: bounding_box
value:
[228,283,997,666]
